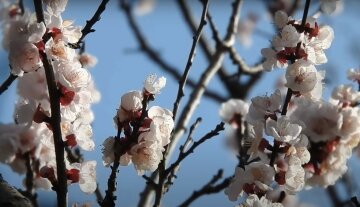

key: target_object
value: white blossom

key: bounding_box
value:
[273,25,301,48]
[148,106,174,146]
[219,99,249,125]
[225,162,275,201]
[332,84,360,105]
[43,0,68,14]
[238,194,283,207]
[101,137,115,167]
[78,161,97,194]
[292,99,342,143]
[286,60,318,94]
[131,141,163,175]
[236,14,257,47]
[261,48,287,72]
[274,10,289,29]
[57,61,91,90]
[247,122,264,158]
[0,123,23,163]
[144,74,166,94]
[121,90,143,112]
[347,68,360,82]
[285,156,305,194]
[9,42,43,76]
[246,90,282,124]
[116,90,143,122]
[78,53,98,69]
[134,0,156,16]
[287,134,310,165]
[320,0,340,14]
[266,116,303,143]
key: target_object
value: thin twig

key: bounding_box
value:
[167,0,243,170]
[0,73,17,96]
[95,184,104,205]
[33,1,67,206]
[228,46,263,74]
[176,0,246,99]
[165,122,225,189]
[327,185,342,207]
[138,2,243,206]
[172,0,209,121]
[152,122,224,207]
[119,0,225,103]
[207,11,264,99]
[71,0,110,48]
[178,170,231,207]
[19,0,25,15]
[164,117,202,191]
[65,147,84,163]
[23,152,38,207]
[181,117,202,154]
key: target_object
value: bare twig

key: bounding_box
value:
[95,184,104,205]
[65,147,84,164]
[70,0,110,48]
[33,1,67,206]
[0,73,17,96]
[19,0,25,15]
[327,185,342,207]
[164,117,202,191]
[206,12,263,76]
[176,0,242,98]
[178,170,231,207]
[139,1,243,206]
[153,122,225,207]
[119,0,226,103]
[180,117,202,154]
[166,122,224,188]
[177,0,251,100]
[228,46,263,75]
[23,152,38,207]
[167,0,243,169]
[172,0,209,121]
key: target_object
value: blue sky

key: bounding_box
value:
[1,0,360,206]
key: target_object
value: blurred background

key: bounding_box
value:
[1,0,360,206]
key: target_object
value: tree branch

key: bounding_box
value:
[138,1,243,206]
[176,0,249,99]
[172,0,209,121]
[33,1,67,206]
[167,0,243,167]
[0,73,17,96]
[18,152,39,207]
[166,122,225,187]
[153,122,224,207]
[178,170,231,207]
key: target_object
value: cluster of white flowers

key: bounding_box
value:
[102,74,173,175]
[0,0,99,193]
[220,8,360,206]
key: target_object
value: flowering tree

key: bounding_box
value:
[1,0,360,207]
